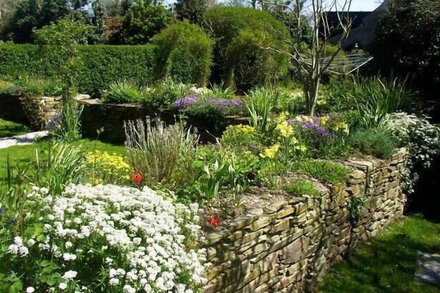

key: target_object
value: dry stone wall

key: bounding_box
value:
[202,149,408,292]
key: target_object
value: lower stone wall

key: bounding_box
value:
[202,150,407,292]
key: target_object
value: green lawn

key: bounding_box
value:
[0,138,126,189]
[0,118,29,138]
[319,215,440,293]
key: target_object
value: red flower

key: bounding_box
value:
[208,216,221,228]
[132,172,143,184]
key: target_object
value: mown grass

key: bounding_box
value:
[0,138,126,189]
[0,119,29,138]
[319,215,440,293]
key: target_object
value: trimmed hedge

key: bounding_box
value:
[204,7,291,91]
[0,44,156,96]
[152,21,214,86]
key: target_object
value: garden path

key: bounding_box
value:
[0,131,48,149]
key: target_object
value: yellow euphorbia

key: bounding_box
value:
[333,121,349,134]
[260,143,281,159]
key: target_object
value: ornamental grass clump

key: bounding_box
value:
[0,184,206,292]
[124,119,198,188]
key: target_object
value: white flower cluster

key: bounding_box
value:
[20,184,207,292]
[8,236,29,257]
[382,112,440,193]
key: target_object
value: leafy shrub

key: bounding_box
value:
[152,21,214,86]
[0,44,156,96]
[326,76,413,129]
[283,180,321,197]
[291,159,349,184]
[102,80,143,103]
[348,128,396,159]
[204,7,291,90]
[0,184,205,292]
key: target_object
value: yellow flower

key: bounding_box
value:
[320,116,329,126]
[276,121,293,138]
[333,121,349,134]
[276,112,289,124]
[317,99,327,106]
[297,144,307,153]
[260,143,281,159]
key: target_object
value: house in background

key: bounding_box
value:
[327,0,393,51]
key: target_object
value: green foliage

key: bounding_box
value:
[152,21,214,86]
[0,44,156,96]
[291,159,349,184]
[35,19,92,141]
[283,180,321,197]
[119,0,172,45]
[348,128,396,159]
[0,119,28,138]
[374,0,440,96]
[102,80,143,103]
[5,0,71,43]
[182,102,226,133]
[225,29,289,90]
[0,79,18,95]
[204,7,291,90]
[347,196,365,224]
[326,76,413,129]
[193,146,260,200]
[246,88,277,135]
[175,0,207,25]
[124,118,198,189]
[143,78,192,110]
[15,75,62,96]
[33,143,87,195]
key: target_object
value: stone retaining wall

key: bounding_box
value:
[202,150,407,292]
[0,94,61,129]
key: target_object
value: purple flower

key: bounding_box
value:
[46,113,64,131]
[288,118,335,138]
[173,96,198,109]
[206,98,243,109]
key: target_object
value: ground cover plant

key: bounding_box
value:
[0,119,28,138]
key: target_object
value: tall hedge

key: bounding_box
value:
[152,21,214,86]
[0,44,156,95]
[204,7,291,91]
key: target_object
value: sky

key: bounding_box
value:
[334,0,381,11]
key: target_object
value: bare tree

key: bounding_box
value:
[269,0,353,115]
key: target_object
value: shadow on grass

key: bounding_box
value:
[319,215,440,293]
